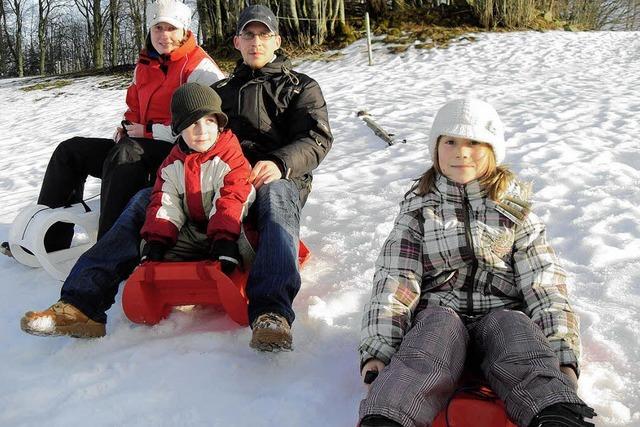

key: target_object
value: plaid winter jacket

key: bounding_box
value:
[360,174,581,372]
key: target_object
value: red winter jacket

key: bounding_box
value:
[141,129,255,246]
[124,31,224,142]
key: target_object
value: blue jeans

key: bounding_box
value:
[246,179,302,326]
[60,188,151,323]
[60,179,303,326]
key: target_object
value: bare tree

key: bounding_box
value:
[37,0,63,74]
[108,0,120,66]
[1,0,26,76]
[74,0,106,68]
[196,0,346,50]
[127,0,146,54]
[0,4,6,76]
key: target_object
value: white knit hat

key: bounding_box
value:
[428,98,506,164]
[147,0,191,30]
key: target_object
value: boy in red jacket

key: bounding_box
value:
[140,82,255,272]
[20,83,254,339]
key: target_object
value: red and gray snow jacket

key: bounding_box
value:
[141,129,255,245]
[124,31,224,142]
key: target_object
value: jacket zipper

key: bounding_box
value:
[462,187,478,317]
[238,74,264,123]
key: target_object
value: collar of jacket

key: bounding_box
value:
[176,129,234,156]
[399,173,531,225]
[139,30,196,64]
[232,54,293,80]
[434,174,486,204]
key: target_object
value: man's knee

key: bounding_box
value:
[254,180,300,214]
[127,188,152,212]
[256,179,295,200]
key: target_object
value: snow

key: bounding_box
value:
[1,30,639,426]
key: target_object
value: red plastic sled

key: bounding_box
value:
[432,386,517,427]
[356,384,516,427]
[122,241,310,326]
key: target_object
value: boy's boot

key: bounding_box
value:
[21,301,106,338]
[528,403,597,427]
[249,312,292,351]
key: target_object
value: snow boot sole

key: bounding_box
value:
[250,328,293,352]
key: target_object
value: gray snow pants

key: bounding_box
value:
[359,306,585,427]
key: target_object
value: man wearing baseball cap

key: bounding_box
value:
[214,4,333,351]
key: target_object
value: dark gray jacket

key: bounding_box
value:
[213,54,333,204]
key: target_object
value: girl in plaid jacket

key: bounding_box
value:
[358,99,596,427]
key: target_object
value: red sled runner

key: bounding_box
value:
[122,241,310,326]
[431,385,517,427]
[357,385,516,427]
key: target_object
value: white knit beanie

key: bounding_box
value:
[147,0,191,30]
[428,98,506,164]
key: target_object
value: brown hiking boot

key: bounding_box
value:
[249,313,292,352]
[20,301,106,338]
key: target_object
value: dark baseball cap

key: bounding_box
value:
[237,4,278,34]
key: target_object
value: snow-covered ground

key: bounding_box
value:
[1,31,639,426]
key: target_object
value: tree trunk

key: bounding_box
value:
[0,18,5,76]
[127,0,145,54]
[38,0,51,75]
[196,0,214,52]
[16,9,23,77]
[109,0,119,66]
[93,0,103,68]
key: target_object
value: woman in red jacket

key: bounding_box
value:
[1,0,224,256]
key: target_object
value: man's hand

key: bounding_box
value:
[249,160,282,189]
[361,358,385,392]
[124,122,145,138]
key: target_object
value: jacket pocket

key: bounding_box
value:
[478,223,515,266]
[422,270,458,292]
[484,271,520,298]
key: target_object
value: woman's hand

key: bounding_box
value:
[361,358,385,391]
[124,122,145,138]
[113,126,126,142]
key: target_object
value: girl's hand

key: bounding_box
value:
[361,358,385,391]
[124,122,145,138]
[560,365,578,391]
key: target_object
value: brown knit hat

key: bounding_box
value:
[171,83,228,135]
